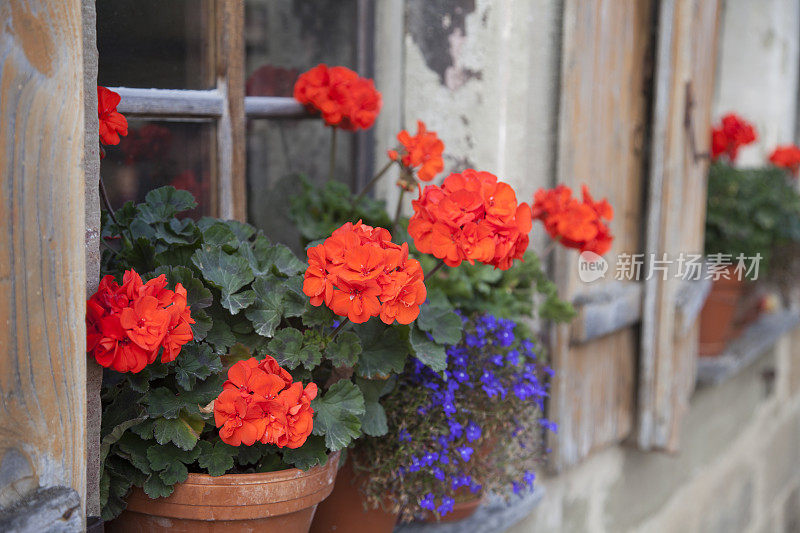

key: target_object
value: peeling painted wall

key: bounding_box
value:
[374,0,562,237]
[713,0,800,165]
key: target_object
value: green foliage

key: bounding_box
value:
[99,186,453,521]
[706,162,800,275]
[288,175,393,245]
[311,380,366,451]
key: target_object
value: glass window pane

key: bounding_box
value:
[245,0,360,246]
[97,0,215,90]
[101,120,216,218]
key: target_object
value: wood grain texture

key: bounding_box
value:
[638,0,720,451]
[217,0,246,221]
[549,0,655,471]
[0,0,87,516]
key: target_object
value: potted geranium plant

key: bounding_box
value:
[92,84,461,532]
[700,114,800,355]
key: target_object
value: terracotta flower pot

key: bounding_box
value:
[421,489,484,523]
[699,274,745,356]
[310,461,398,533]
[108,452,339,533]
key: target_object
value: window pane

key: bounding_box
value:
[97,0,215,90]
[245,0,360,246]
[101,120,216,218]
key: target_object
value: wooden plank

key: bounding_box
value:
[244,96,308,118]
[0,0,87,517]
[216,0,246,221]
[549,0,655,470]
[570,282,642,344]
[112,87,225,117]
[637,0,721,451]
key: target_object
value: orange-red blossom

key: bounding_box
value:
[532,184,614,255]
[303,221,427,325]
[711,113,756,162]
[293,64,382,131]
[213,357,317,448]
[98,86,128,146]
[388,120,445,185]
[769,144,800,176]
[86,270,195,373]
[407,169,532,270]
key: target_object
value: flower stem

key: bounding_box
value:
[330,318,350,340]
[99,175,118,225]
[329,127,337,182]
[355,159,394,203]
[391,188,406,234]
[424,259,446,281]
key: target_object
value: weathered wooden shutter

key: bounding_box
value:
[637,0,720,451]
[549,0,656,471]
[549,0,720,470]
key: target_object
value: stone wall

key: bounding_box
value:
[508,326,800,532]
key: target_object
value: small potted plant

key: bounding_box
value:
[92,85,459,532]
[701,117,800,355]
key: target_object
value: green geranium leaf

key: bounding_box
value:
[191,247,255,313]
[267,328,305,369]
[143,473,173,499]
[311,380,365,451]
[265,243,306,276]
[302,305,335,328]
[409,326,448,373]
[116,433,153,475]
[355,377,395,437]
[237,443,269,466]
[153,417,201,450]
[197,440,237,477]
[158,461,188,486]
[201,222,240,248]
[282,435,328,470]
[157,266,213,309]
[354,321,410,378]
[189,308,212,342]
[143,387,185,419]
[206,315,236,354]
[324,331,361,367]
[175,343,222,391]
[139,186,197,223]
[416,296,463,345]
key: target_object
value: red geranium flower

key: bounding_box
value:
[293,64,382,130]
[303,221,426,324]
[97,86,128,146]
[710,113,756,162]
[388,121,445,182]
[768,144,800,176]
[85,269,194,373]
[532,184,614,255]
[408,170,531,270]
[213,357,316,448]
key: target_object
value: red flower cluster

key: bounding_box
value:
[303,221,427,324]
[407,170,532,270]
[769,144,800,175]
[711,113,756,162]
[532,185,614,255]
[98,86,128,146]
[388,121,445,183]
[86,270,195,373]
[214,357,316,448]
[293,64,382,130]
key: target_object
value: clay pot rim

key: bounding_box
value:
[180,453,338,486]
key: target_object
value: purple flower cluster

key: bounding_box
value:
[396,313,554,517]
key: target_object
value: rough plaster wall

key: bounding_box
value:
[375,0,562,231]
[713,0,800,165]
[508,328,800,533]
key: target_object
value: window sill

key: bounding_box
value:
[696,310,800,387]
[394,486,544,533]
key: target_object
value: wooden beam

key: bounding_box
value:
[570,282,643,344]
[0,0,87,519]
[244,96,309,118]
[112,87,225,117]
